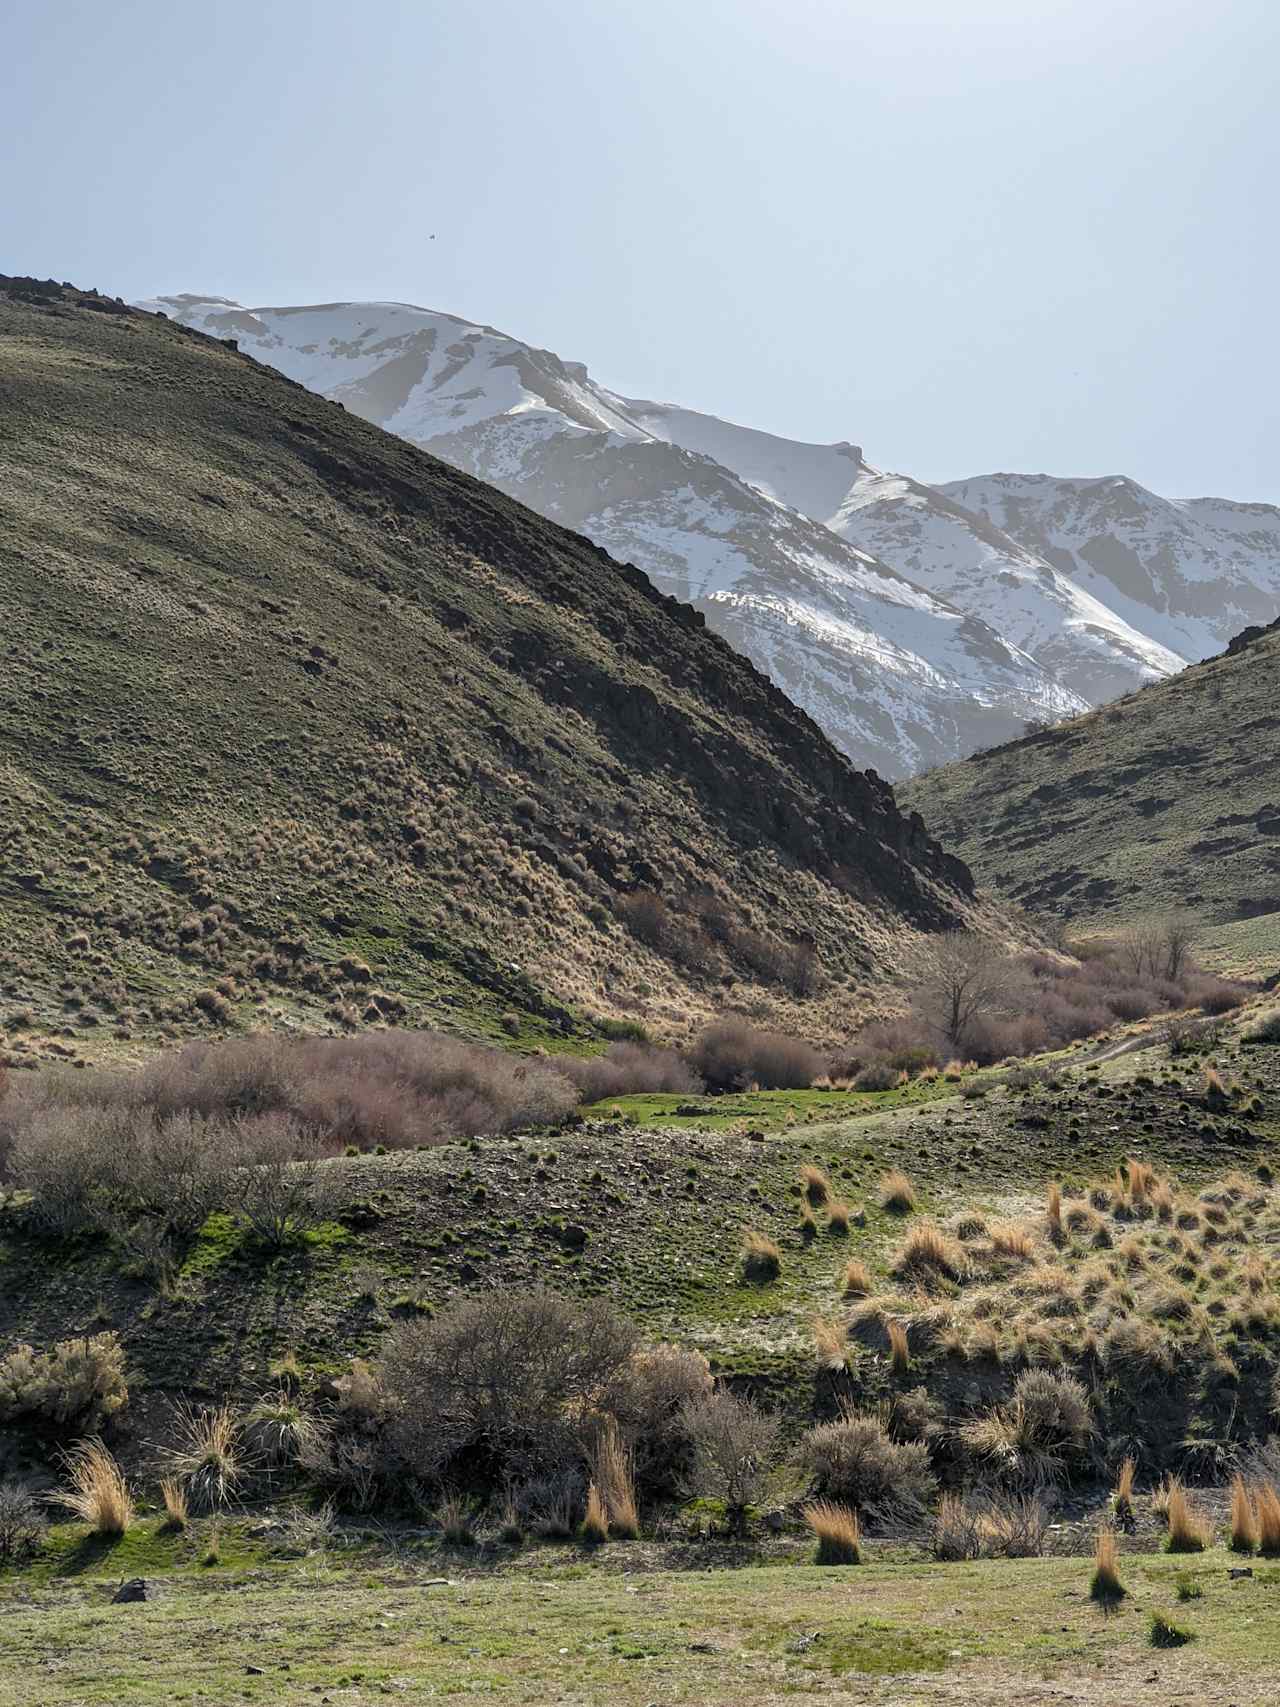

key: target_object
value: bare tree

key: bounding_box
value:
[1119,912,1197,983]
[909,931,1016,1057]
[1158,911,1198,983]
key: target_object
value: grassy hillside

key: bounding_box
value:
[0,277,979,1057]
[901,620,1280,944]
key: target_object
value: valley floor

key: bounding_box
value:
[3,1540,1279,1705]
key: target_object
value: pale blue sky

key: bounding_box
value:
[6,0,1277,498]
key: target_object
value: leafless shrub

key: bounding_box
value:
[607,1344,713,1491]
[799,1407,936,1523]
[691,1021,822,1092]
[679,1388,781,1533]
[378,1290,640,1482]
[0,1481,46,1561]
[232,1115,341,1248]
[555,1042,700,1102]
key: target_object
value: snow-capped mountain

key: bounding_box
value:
[138,293,1279,777]
[938,472,1280,664]
[617,399,1187,706]
[139,295,1080,776]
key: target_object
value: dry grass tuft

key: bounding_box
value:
[841,1257,873,1298]
[159,1476,189,1531]
[1229,1475,1258,1553]
[1046,1182,1063,1239]
[1164,1479,1209,1553]
[891,1219,965,1283]
[989,1221,1036,1261]
[740,1228,782,1283]
[591,1419,639,1539]
[50,1438,133,1535]
[811,1316,849,1372]
[800,1163,831,1206]
[1090,1526,1125,1602]
[802,1498,861,1565]
[163,1402,245,1513]
[887,1320,910,1375]
[1256,1483,1280,1556]
[1113,1455,1136,1521]
[580,1481,610,1545]
[826,1200,851,1235]
[879,1168,917,1214]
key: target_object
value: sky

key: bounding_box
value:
[6,0,1278,499]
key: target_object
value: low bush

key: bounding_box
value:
[960,1370,1092,1486]
[678,1388,781,1533]
[0,1481,46,1561]
[1245,1010,1280,1045]
[800,1407,936,1523]
[557,1042,700,1103]
[0,1331,127,1431]
[691,1021,822,1092]
[378,1290,640,1483]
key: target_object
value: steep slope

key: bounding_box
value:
[900,616,1280,931]
[138,296,1082,778]
[609,399,1188,705]
[942,472,1280,663]
[0,276,982,1051]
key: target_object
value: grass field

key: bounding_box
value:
[4,1534,1280,1705]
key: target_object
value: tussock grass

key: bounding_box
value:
[799,1163,830,1206]
[1090,1526,1125,1602]
[580,1481,610,1546]
[1113,1455,1136,1522]
[887,1320,910,1374]
[891,1218,965,1283]
[159,1476,189,1531]
[826,1199,851,1235]
[1229,1475,1258,1553]
[879,1168,917,1214]
[1149,1608,1194,1647]
[591,1420,639,1539]
[51,1438,133,1535]
[1164,1480,1209,1552]
[740,1228,781,1283]
[1256,1482,1280,1555]
[811,1316,849,1371]
[802,1499,860,1564]
[164,1403,245,1513]
[840,1257,873,1298]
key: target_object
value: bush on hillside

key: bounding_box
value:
[0,1331,127,1431]
[692,1020,823,1092]
[555,1042,700,1103]
[678,1388,782,1532]
[378,1289,641,1482]
[799,1407,937,1523]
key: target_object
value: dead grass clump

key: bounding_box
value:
[879,1169,917,1214]
[50,1438,133,1535]
[1164,1480,1209,1553]
[1046,1182,1063,1240]
[1255,1483,1280,1556]
[800,1163,830,1206]
[960,1369,1093,1486]
[579,1481,610,1545]
[840,1257,873,1298]
[159,1475,188,1531]
[978,1492,1049,1558]
[890,1219,965,1284]
[811,1317,849,1372]
[826,1200,851,1235]
[591,1420,640,1539]
[163,1403,246,1513]
[1229,1476,1258,1553]
[1113,1455,1136,1522]
[740,1228,782,1284]
[1090,1526,1125,1602]
[802,1499,861,1564]
[989,1221,1036,1262]
[887,1320,910,1374]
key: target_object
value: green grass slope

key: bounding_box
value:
[901,619,1280,941]
[0,278,977,1053]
